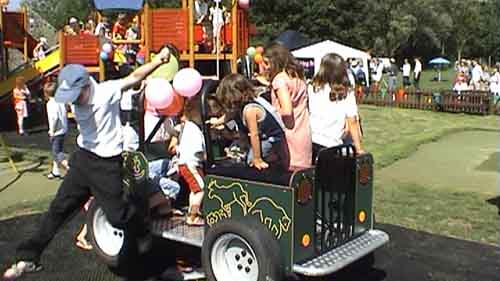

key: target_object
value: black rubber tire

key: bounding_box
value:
[202,216,284,281]
[86,200,137,268]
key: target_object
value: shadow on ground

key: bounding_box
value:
[1,213,499,281]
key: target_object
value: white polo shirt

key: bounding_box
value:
[308,84,358,148]
[73,77,124,157]
[46,97,68,137]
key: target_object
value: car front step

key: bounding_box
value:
[293,229,389,277]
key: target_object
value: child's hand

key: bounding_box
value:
[206,117,224,130]
[154,47,171,64]
[250,158,269,170]
[255,75,270,86]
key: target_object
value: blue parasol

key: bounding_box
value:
[429,57,451,65]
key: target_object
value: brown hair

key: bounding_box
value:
[15,76,25,88]
[312,53,350,101]
[182,95,202,125]
[263,43,304,82]
[43,81,57,99]
[216,73,256,113]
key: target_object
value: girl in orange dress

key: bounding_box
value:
[13,76,30,135]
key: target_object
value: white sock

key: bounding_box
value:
[51,161,60,176]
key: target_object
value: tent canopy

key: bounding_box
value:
[93,0,144,11]
[292,40,371,84]
[274,30,310,51]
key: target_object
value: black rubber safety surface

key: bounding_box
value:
[1,213,499,281]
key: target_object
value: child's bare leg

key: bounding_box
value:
[75,224,93,250]
[187,191,204,226]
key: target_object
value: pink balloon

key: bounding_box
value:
[238,0,250,9]
[102,43,113,53]
[145,78,174,109]
[173,68,203,98]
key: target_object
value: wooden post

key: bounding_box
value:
[22,5,28,63]
[0,4,5,79]
[187,0,194,68]
[144,3,150,63]
[231,3,238,73]
[58,31,64,69]
[97,12,104,81]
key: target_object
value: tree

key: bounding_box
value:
[22,0,92,29]
[447,0,480,61]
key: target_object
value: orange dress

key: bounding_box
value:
[271,72,312,171]
[13,87,29,118]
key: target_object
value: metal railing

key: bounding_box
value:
[314,145,357,254]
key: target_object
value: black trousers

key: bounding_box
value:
[17,148,144,263]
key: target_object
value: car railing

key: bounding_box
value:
[315,145,358,253]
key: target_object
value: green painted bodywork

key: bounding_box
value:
[203,175,295,272]
[202,153,375,273]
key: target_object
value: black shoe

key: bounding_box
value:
[136,233,153,254]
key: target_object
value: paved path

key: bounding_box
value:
[1,214,499,281]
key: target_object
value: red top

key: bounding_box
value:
[112,22,127,39]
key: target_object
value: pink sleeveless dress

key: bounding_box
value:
[271,72,312,171]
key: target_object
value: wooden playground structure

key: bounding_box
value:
[0,5,38,79]
[59,0,250,81]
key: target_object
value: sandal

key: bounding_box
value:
[75,239,93,251]
[186,215,205,226]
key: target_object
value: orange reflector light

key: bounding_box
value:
[302,234,311,247]
[358,211,366,223]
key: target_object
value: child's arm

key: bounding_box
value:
[346,117,364,154]
[244,107,269,170]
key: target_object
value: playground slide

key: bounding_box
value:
[0,48,60,99]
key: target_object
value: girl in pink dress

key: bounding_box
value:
[13,76,30,135]
[263,43,312,171]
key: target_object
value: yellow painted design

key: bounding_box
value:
[206,179,292,239]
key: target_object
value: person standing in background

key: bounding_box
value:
[402,59,411,89]
[388,58,398,95]
[13,76,30,136]
[413,57,422,91]
[44,81,69,179]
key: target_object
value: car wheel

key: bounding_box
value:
[86,200,135,268]
[202,217,284,281]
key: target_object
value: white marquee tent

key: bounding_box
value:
[292,40,371,85]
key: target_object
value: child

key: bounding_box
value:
[13,76,30,135]
[209,0,225,53]
[262,43,312,171]
[44,81,69,179]
[176,97,206,226]
[33,37,48,61]
[216,74,287,170]
[308,53,364,161]
[112,13,127,40]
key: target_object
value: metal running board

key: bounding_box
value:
[151,217,205,248]
[293,229,389,277]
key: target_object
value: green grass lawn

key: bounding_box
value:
[361,105,499,244]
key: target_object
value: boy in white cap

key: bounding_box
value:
[4,47,172,279]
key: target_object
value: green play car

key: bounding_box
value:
[86,79,389,281]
